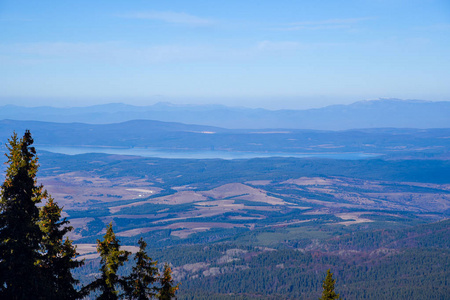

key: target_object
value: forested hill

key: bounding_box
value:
[1,99,449,129]
[1,119,450,159]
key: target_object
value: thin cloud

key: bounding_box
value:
[291,17,373,26]
[119,11,214,26]
[256,40,349,53]
[0,40,355,66]
[0,42,246,65]
[257,41,304,51]
[417,23,450,31]
[278,17,373,31]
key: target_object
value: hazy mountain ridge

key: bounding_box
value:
[1,99,449,130]
[1,119,450,159]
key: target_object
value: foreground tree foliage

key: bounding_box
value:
[158,263,180,300]
[320,269,340,300]
[0,131,83,299]
[0,131,178,299]
[0,131,45,298]
[86,224,180,300]
[123,238,159,300]
[84,222,131,300]
[39,197,84,299]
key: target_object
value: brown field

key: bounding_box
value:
[36,170,450,240]
[334,212,374,226]
[74,243,139,260]
[40,172,161,210]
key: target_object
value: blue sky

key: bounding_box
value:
[0,0,449,108]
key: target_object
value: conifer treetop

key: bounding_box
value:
[319,269,341,300]
[83,222,130,300]
[158,263,179,300]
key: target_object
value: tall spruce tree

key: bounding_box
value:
[319,269,341,300]
[39,196,84,299]
[158,263,179,300]
[0,130,84,299]
[123,238,159,300]
[0,131,46,299]
[84,222,130,300]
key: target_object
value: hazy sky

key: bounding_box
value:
[1,0,449,109]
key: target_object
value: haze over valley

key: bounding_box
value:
[2,99,450,130]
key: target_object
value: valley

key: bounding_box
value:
[39,159,449,245]
[31,152,449,299]
[0,117,449,299]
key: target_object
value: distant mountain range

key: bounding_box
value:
[0,99,449,130]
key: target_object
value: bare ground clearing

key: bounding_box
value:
[197,183,289,206]
[35,170,450,242]
[364,193,450,211]
[194,199,282,212]
[75,243,139,260]
[245,180,272,186]
[40,172,161,209]
[335,212,374,226]
[111,182,292,214]
[109,190,207,213]
[116,221,246,238]
[282,177,339,186]
[66,217,94,240]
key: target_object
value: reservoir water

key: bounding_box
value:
[36,145,379,160]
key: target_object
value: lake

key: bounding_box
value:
[36,145,380,160]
